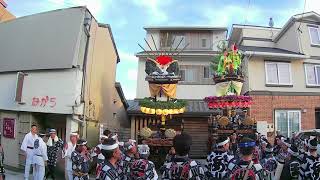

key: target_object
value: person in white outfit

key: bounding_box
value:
[33,132,48,180]
[63,132,79,180]
[20,124,38,180]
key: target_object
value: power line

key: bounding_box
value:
[244,0,251,24]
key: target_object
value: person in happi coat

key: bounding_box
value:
[91,135,108,180]
[280,146,300,180]
[63,132,79,180]
[21,124,38,180]
[45,128,64,179]
[71,139,91,180]
[227,137,264,180]
[131,144,158,180]
[33,132,48,180]
[206,136,234,179]
[100,138,122,180]
[117,139,137,179]
[260,144,277,180]
[299,138,320,179]
[161,133,207,180]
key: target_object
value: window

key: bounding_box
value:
[201,39,207,48]
[173,35,186,49]
[203,66,212,78]
[275,110,301,137]
[305,64,320,86]
[265,62,292,85]
[309,26,320,45]
[180,66,197,82]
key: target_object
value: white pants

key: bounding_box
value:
[33,164,45,180]
[65,170,73,180]
[24,162,35,180]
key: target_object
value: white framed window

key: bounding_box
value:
[309,26,320,45]
[203,66,212,78]
[305,64,320,86]
[275,110,301,137]
[265,62,292,85]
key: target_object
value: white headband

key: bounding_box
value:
[217,137,230,146]
[70,132,78,136]
[100,135,108,139]
[101,143,119,150]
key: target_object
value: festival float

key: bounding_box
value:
[137,35,188,166]
[205,42,256,150]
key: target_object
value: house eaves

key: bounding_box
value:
[135,51,219,57]
[273,11,320,42]
[144,26,228,31]
[241,46,308,59]
[115,82,128,109]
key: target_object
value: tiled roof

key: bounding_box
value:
[127,99,219,116]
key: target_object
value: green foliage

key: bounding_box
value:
[139,98,187,109]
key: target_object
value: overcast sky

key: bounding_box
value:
[6,0,320,99]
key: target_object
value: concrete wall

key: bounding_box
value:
[242,28,280,40]
[247,57,320,93]
[276,23,300,53]
[0,5,15,22]
[84,20,122,141]
[0,68,83,114]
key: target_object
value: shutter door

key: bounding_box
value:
[183,118,208,158]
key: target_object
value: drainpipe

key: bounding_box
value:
[81,10,92,138]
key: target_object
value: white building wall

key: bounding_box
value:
[0,68,83,114]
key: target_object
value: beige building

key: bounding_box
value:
[0,0,15,22]
[0,6,129,171]
[229,11,320,138]
[128,26,227,157]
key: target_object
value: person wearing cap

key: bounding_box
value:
[227,137,264,180]
[117,139,137,180]
[33,132,48,180]
[63,132,79,180]
[71,139,91,180]
[260,144,277,180]
[100,138,122,180]
[161,133,207,180]
[91,135,108,180]
[279,146,300,180]
[206,136,234,179]
[299,138,320,179]
[20,124,38,180]
[130,144,158,179]
[45,128,64,180]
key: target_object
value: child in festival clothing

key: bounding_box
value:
[260,144,277,180]
[130,144,158,180]
[227,137,264,180]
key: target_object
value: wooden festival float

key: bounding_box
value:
[137,35,188,167]
[204,43,256,151]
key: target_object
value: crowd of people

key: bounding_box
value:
[19,124,320,180]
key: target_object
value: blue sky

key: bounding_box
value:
[6,0,320,99]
